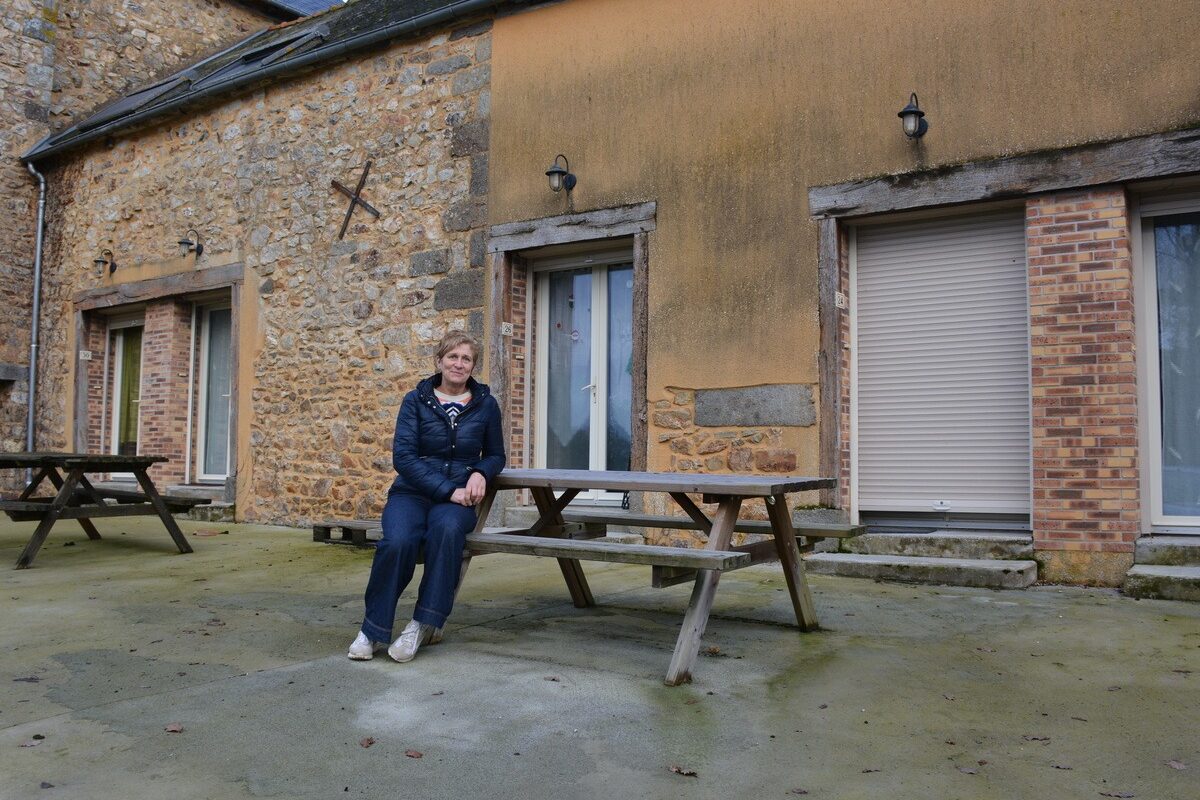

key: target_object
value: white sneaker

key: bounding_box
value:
[387,619,443,663]
[347,631,383,661]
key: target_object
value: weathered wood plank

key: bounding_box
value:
[667,492,712,533]
[72,312,88,452]
[0,453,167,469]
[808,127,1200,218]
[631,232,649,472]
[465,532,749,569]
[767,494,819,631]
[133,467,193,555]
[226,282,240,504]
[494,468,833,496]
[651,538,794,588]
[487,202,657,253]
[15,468,83,568]
[73,263,244,310]
[531,486,594,608]
[487,250,511,447]
[818,218,841,509]
[665,496,741,686]
[557,507,862,538]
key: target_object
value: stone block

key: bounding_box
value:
[450,119,489,157]
[450,19,492,40]
[754,448,796,472]
[411,248,450,276]
[695,384,815,427]
[434,271,484,310]
[452,64,490,96]
[470,153,488,197]
[469,228,487,268]
[427,54,472,76]
[443,199,486,232]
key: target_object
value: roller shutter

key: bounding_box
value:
[854,210,1031,515]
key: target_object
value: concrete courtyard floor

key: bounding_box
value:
[1,517,1198,800]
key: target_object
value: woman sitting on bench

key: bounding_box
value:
[348,330,506,663]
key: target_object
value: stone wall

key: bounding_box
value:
[0,0,50,486]
[1,0,271,491]
[648,385,819,547]
[37,18,495,524]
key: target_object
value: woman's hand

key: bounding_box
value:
[464,472,487,504]
[451,473,487,507]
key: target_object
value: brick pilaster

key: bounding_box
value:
[1026,187,1140,568]
[139,300,193,484]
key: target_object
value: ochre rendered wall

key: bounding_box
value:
[489,0,1200,478]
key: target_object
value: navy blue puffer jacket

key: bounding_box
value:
[390,373,506,501]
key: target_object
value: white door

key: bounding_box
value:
[534,254,634,502]
[197,306,233,481]
[1137,189,1200,530]
[851,209,1031,518]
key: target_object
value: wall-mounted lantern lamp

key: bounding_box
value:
[93,248,116,276]
[898,92,928,138]
[545,154,576,193]
[177,228,204,258]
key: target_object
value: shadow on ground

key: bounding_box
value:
[1,517,1197,799]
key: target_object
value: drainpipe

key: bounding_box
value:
[25,163,46,471]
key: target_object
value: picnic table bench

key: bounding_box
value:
[319,468,851,685]
[0,452,206,569]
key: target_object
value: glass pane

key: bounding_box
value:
[117,328,142,456]
[204,309,233,476]
[606,265,634,471]
[1155,214,1200,517]
[545,269,592,470]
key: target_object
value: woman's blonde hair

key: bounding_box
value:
[434,330,481,369]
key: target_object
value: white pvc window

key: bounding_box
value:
[196,306,233,481]
[1135,186,1200,530]
[533,248,634,504]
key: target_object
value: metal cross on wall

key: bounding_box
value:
[331,160,382,239]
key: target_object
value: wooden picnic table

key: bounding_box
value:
[467,468,836,685]
[0,452,197,569]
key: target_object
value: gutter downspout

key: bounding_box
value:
[25,163,46,474]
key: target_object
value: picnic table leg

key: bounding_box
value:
[132,467,194,555]
[15,468,85,569]
[664,495,742,686]
[530,486,594,608]
[44,467,102,541]
[17,466,54,500]
[455,486,500,601]
[766,493,819,631]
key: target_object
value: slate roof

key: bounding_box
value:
[23,0,516,163]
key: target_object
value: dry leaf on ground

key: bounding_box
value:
[164,723,183,733]
[669,765,698,777]
[359,737,375,749]
[405,749,423,759]
[1166,760,1187,770]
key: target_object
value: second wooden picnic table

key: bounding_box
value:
[467,468,836,685]
[0,452,202,569]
